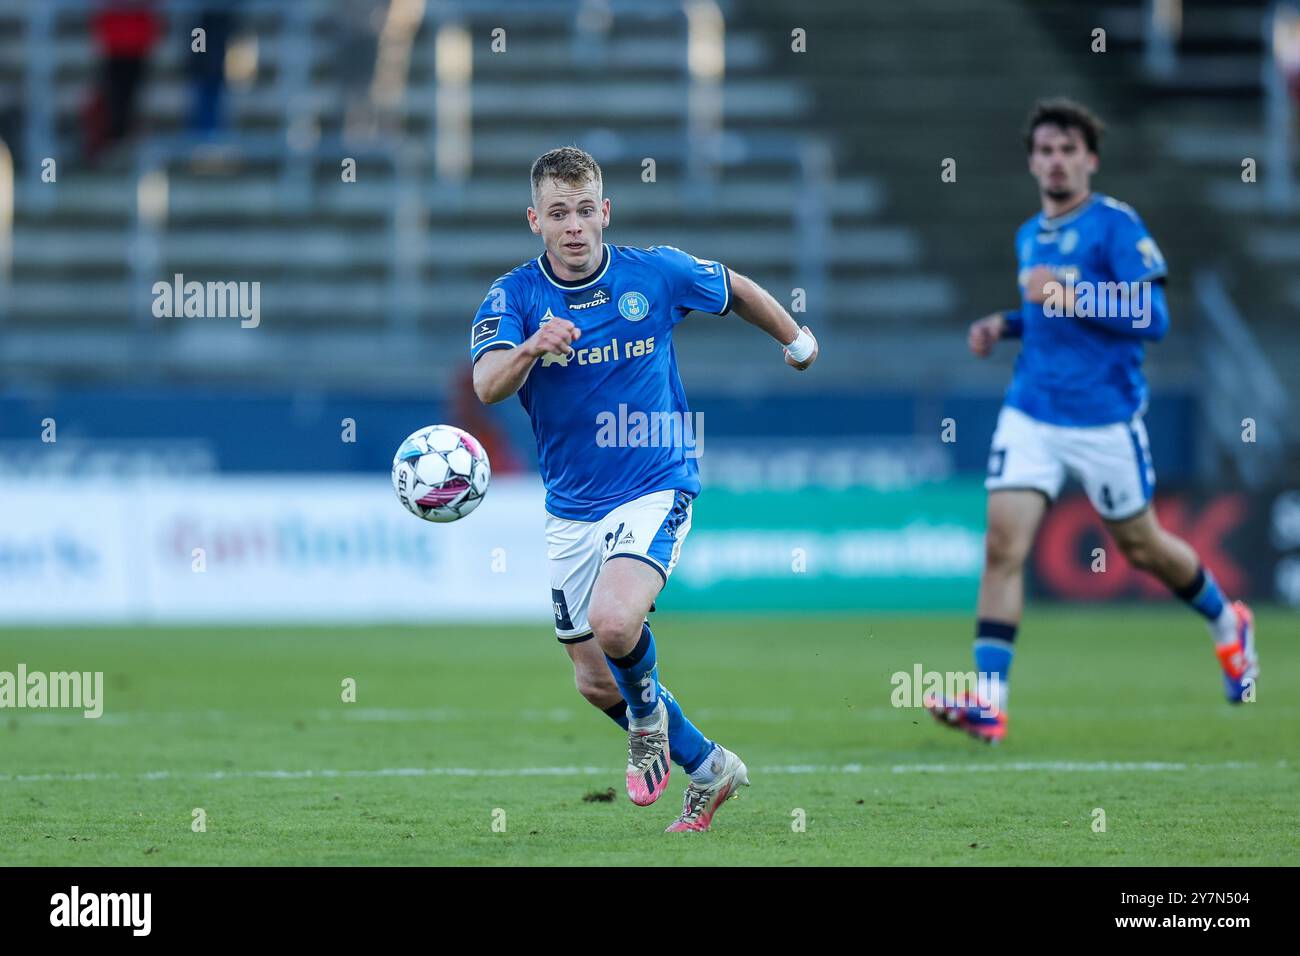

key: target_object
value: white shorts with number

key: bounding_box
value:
[985,405,1156,521]
[545,489,694,643]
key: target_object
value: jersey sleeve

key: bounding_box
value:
[470,274,528,363]
[1107,207,1168,284]
[1004,224,1031,338]
[649,245,732,317]
[1002,309,1024,338]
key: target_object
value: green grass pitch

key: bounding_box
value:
[1,608,1296,866]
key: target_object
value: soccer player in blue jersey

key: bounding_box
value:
[470,146,819,829]
[927,99,1258,743]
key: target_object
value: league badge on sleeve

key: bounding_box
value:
[472,316,501,347]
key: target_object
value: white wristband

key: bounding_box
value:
[784,327,815,362]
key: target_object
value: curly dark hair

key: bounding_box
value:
[1023,98,1105,155]
[530,146,603,206]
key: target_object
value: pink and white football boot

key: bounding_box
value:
[665,746,750,832]
[626,698,671,806]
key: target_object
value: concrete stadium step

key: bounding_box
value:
[14,173,886,221]
[6,271,954,326]
[1203,182,1300,216]
[4,32,769,74]
[10,226,920,272]
[1247,230,1300,264]
[1162,126,1266,165]
[13,180,885,230]
[34,79,808,127]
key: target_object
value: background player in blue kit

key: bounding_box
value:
[470,147,819,830]
[927,100,1258,743]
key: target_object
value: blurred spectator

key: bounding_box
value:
[335,0,389,141]
[85,0,163,162]
[0,87,22,165]
[188,4,238,137]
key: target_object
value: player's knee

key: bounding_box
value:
[587,603,640,648]
[984,525,1028,574]
[1118,535,1157,571]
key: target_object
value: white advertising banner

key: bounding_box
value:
[0,476,552,623]
[0,487,141,620]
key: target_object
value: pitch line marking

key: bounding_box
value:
[10,703,1290,727]
[0,759,1286,784]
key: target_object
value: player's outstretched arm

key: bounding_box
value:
[473,317,581,404]
[1072,280,1170,341]
[969,312,1010,357]
[1020,263,1168,341]
[726,269,818,371]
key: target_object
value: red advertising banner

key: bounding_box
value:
[1029,488,1294,604]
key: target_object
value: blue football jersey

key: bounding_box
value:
[1004,193,1169,426]
[469,243,731,521]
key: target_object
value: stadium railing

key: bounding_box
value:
[111,124,831,378]
[1194,269,1294,488]
[1263,1,1299,207]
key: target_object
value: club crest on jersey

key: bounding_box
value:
[1060,229,1080,254]
[618,291,649,322]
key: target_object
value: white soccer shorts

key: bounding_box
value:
[984,404,1156,521]
[545,489,694,643]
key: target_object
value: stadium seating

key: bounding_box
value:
[0,0,954,389]
[1,0,1295,477]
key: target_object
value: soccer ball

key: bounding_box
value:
[391,424,491,522]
